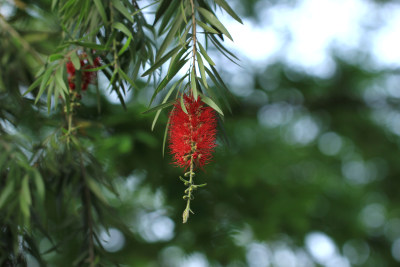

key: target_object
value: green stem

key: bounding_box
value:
[182,155,195,223]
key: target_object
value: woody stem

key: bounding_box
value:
[190,0,197,76]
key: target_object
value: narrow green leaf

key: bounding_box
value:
[196,52,208,88]
[113,22,133,38]
[94,0,108,24]
[55,66,68,94]
[118,68,137,89]
[154,0,172,25]
[191,68,197,99]
[204,68,232,113]
[157,13,184,60]
[67,41,108,51]
[198,7,233,41]
[142,45,182,77]
[142,100,175,115]
[20,175,31,219]
[51,0,58,10]
[210,35,240,63]
[112,0,133,23]
[149,59,188,105]
[151,80,180,130]
[167,49,190,78]
[196,20,219,34]
[0,178,15,209]
[24,76,43,96]
[84,63,111,72]
[162,115,171,156]
[180,92,188,114]
[35,67,53,104]
[214,0,243,24]
[49,54,64,62]
[157,0,180,35]
[180,1,188,24]
[47,80,55,112]
[86,177,108,205]
[198,42,215,66]
[33,171,45,203]
[70,51,80,70]
[200,94,224,115]
[118,36,132,56]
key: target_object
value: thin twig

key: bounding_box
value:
[190,0,197,75]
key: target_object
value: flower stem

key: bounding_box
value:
[182,154,195,223]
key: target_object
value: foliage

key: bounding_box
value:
[1,0,400,266]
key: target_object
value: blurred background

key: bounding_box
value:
[2,0,400,266]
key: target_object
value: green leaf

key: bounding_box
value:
[118,36,132,56]
[209,35,240,64]
[157,0,180,35]
[200,93,224,115]
[0,178,15,210]
[86,177,108,205]
[162,115,171,156]
[151,80,180,130]
[197,7,233,41]
[47,79,55,112]
[24,75,43,96]
[154,0,173,25]
[35,66,54,104]
[180,92,188,114]
[167,49,190,78]
[142,100,175,115]
[142,45,182,77]
[67,41,108,51]
[49,54,64,62]
[196,20,219,34]
[112,0,133,23]
[149,59,188,105]
[84,63,111,72]
[157,13,184,60]
[113,22,133,38]
[33,170,45,203]
[70,51,81,70]
[196,52,208,88]
[191,68,197,99]
[55,66,68,95]
[118,68,137,89]
[20,175,31,219]
[180,1,188,24]
[214,0,243,24]
[198,42,215,66]
[204,67,232,113]
[94,0,108,24]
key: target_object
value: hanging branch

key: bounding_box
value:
[142,0,242,223]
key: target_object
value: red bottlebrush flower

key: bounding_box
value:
[66,56,101,91]
[169,95,217,169]
[66,61,75,75]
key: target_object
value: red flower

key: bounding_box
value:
[66,55,101,91]
[169,95,217,169]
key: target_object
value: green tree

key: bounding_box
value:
[1,0,400,266]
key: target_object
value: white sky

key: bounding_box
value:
[221,0,400,77]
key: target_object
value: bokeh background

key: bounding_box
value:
[1,0,400,266]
